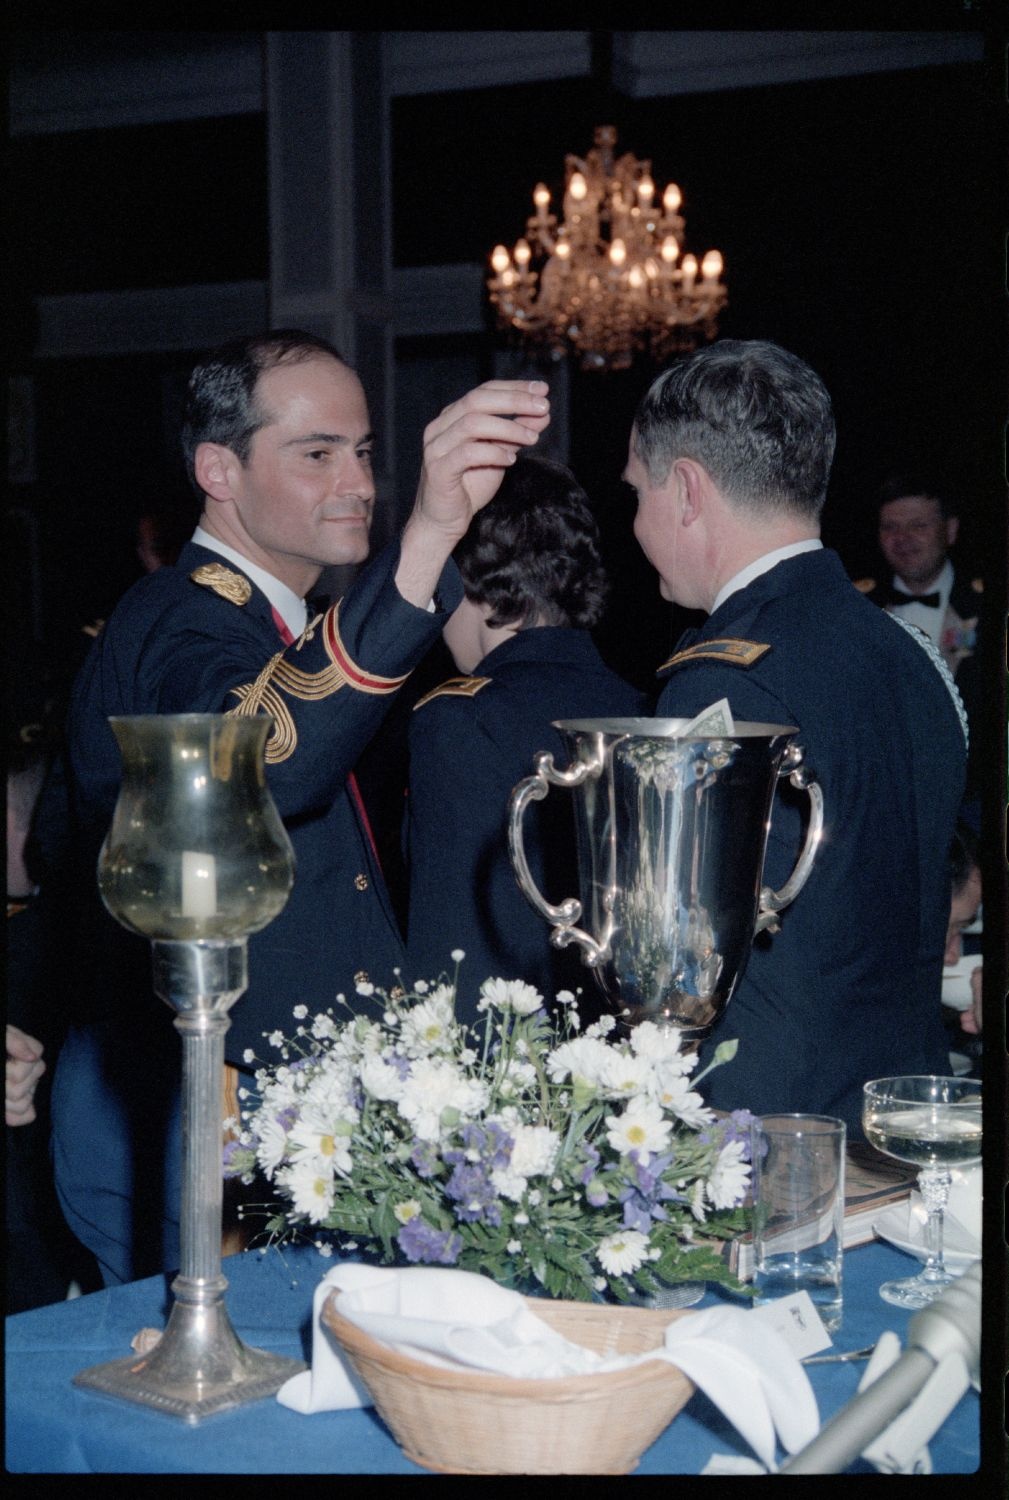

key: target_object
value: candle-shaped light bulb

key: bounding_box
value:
[555,240,570,261]
[681,254,698,288]
[501,268,516,288]
[663,183,682,214]
[491,244,511,275]
[661,235,679,264]
[533,182,550,214]
[637,175,655,205]
[569,171,588,201]
[514,238,532,268]
[628,264,645,289]
[701,250,724,283]
[609,238,627,268]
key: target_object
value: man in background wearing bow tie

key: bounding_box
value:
[46,329,551,1286]
[855,475,982,818]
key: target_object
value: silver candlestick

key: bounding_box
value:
[73,713,303,1422]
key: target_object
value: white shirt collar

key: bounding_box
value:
[891,558,954,605]
[711,539,823,614]
[887,558,953,647]
[191,527,307,638]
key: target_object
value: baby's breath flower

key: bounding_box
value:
[451,949,465,962]
[293,1004,308,1020]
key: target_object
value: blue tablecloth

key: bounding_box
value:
[6,1240,982,1474]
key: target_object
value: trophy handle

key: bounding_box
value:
[755,745,824,935]
[508,747,610,965]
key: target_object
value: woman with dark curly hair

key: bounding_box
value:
[404,452,642,1022]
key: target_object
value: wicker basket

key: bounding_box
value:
[322,1292,695,1475]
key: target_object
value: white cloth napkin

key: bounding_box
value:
[277,1262,818,1470]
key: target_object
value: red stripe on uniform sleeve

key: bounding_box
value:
[323,607,404,692]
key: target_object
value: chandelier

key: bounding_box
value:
[487,125,726,372]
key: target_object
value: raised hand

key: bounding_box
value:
[418,379,550,532]
[396,380,550,608]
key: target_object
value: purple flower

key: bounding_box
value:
[621,1193,655,1234]
[277,1105,298,1132]
[445,1163,502,1226]
[720,1109,755,1161]
[397,1219,462,1265]
[464,1120,513,1171]
[222,1139,244,1179]
[410,1141,440,1180]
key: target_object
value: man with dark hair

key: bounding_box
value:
[404,453,641,1016]
[50,329,551,1284]
[623,339,967,1134]
[855,474,982,809]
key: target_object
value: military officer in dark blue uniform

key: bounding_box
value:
[50,329,551,1283]
[623,340,967,1135]
[404,455,642,1019]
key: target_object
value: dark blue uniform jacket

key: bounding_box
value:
[63,536,460,1058]
[404,627,643,1022]
[655,548,965,1135]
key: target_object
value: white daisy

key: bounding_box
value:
[605,1098,673,1160]
[596,1229,650,1275]
[654,1064,712,1127]
[600,1049,654,1097]
[400,992,456,1056]
[706,1139,750,1209]
[280,1157,335,1223]
[545,1036,612,1087]
[254,1113,291,1177]
[477,977,544,1015]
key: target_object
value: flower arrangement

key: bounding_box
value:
[225,958,753,1303]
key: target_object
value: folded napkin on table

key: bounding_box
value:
[277,1262,818,1470]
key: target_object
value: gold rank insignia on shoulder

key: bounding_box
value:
[853,577,877,594]
[413,676,492,711]
[190,563,253,606]
[658,638,771,674]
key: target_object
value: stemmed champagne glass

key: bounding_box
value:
[862,1075,981,1309]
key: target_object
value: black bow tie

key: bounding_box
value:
[886,588,941,610]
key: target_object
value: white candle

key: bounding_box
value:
[181,850,217,919]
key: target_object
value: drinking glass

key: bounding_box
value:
[862,1075,982,1309]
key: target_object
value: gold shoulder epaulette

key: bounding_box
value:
[658,638,771,674]
[190,563,252,606]
[413,676,492,711]
[853,577,877,594]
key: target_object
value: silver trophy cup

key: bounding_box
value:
[509,718,823,1037]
